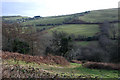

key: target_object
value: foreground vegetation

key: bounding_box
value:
[3,59,119,78]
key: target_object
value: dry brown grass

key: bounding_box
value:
[0,51,69,66]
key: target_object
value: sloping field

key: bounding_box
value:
[22,16,72,25]
[21,8,118,26]
[47,24,100,37]
[2,8,118,27]
[79,8,118,23]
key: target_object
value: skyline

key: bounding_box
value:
[1,0,119,17]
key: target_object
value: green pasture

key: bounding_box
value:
[47,24,100,37]
[79,8,118,22]
[74,41,98,46]
[22,16,72,25]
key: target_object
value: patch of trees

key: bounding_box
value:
[98,21,119,63]
[98,35,119,63]
[2,23,52,56]
[68,45,106,62]
[45,31,73,58]
[2,23,30,54]
[2,39,30,54]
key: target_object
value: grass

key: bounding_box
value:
[20,8,118,26]
[22,16,72,25]
[79,8,118,22]
[74,41,98,46]
[47,24,100,37]
[74,66,118,78]
[3,59,119,78]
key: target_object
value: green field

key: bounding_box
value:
[22,16,72,25]
[47,24,100,37]
[79,8,118,22]
[4,59,119,78]
[74,41,98,46]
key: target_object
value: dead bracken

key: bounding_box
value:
[1,51,69,66]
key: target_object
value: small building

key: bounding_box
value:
[34,16,41,19]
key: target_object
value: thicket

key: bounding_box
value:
[45,31,73,58]
[2,23,32,54]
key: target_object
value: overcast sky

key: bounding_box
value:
[1,0,119,17]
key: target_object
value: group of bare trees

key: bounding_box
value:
[2,23,49,56]
[45,31,73,58]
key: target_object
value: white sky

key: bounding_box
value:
[1,0,120,17]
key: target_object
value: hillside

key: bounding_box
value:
[2,8,118,25]
[78,8,118,23]
[2,8,119,47]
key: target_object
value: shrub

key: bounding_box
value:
[83,62,120,70]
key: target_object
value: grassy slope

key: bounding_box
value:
[47,24,100,37]
[79,8,118,22]
[15,8,118,25]
[4,8,115,25]
[3,59,119,78]
[22,16,72,25]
